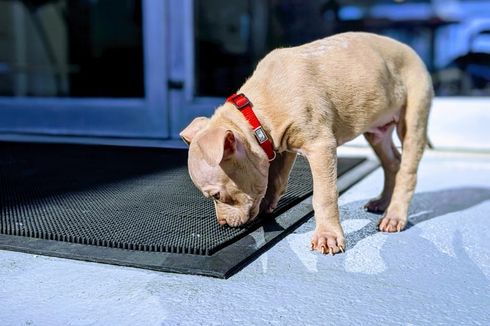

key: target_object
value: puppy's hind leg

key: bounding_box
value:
[363,125,401,214]
[378,70,432,232]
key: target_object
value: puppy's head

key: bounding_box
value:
[180,117,269,227]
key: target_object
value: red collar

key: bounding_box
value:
[226,93,276,161]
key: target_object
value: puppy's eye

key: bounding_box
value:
[212,193,221,201]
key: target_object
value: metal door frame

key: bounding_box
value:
[167,0,223,139]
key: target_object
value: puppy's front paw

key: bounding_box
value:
[378,213,407,232]
[261,190,285,214]
[310,227,345,255]
[260,197,278,214]
[364,196,390,214]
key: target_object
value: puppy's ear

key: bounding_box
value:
[196,127,237,167]
[179,117,210,145]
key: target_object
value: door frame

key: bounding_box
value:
[167,0,223,139]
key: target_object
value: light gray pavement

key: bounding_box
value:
[1,146,489,326]
[1,98,490,325]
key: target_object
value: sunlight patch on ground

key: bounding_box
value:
[419,201,490,280]
[344,233,388,274]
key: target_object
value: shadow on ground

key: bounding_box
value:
[342,187,490,250]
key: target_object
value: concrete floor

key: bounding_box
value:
[1,146,489,326]
[1,99,490,325]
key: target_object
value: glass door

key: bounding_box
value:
[171,0,490,140]
[0,0,168,139]
[168,0,340,138]
[168,0,262,138]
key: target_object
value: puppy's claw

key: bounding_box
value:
[339,245,344,253]
[310,242,315,251]
[329,247,333,256]
[321,246,327,255]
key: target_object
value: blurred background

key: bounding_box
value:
[0,0,489,142]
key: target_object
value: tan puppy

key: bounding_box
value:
[180,32,433,254]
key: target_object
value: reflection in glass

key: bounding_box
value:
[195,0,490,97]
[0,0,143,97]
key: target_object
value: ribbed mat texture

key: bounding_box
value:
[0,142,362,255]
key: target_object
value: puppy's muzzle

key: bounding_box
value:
[214,200,259,227]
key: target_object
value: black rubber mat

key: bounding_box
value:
[0,142,375,278]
